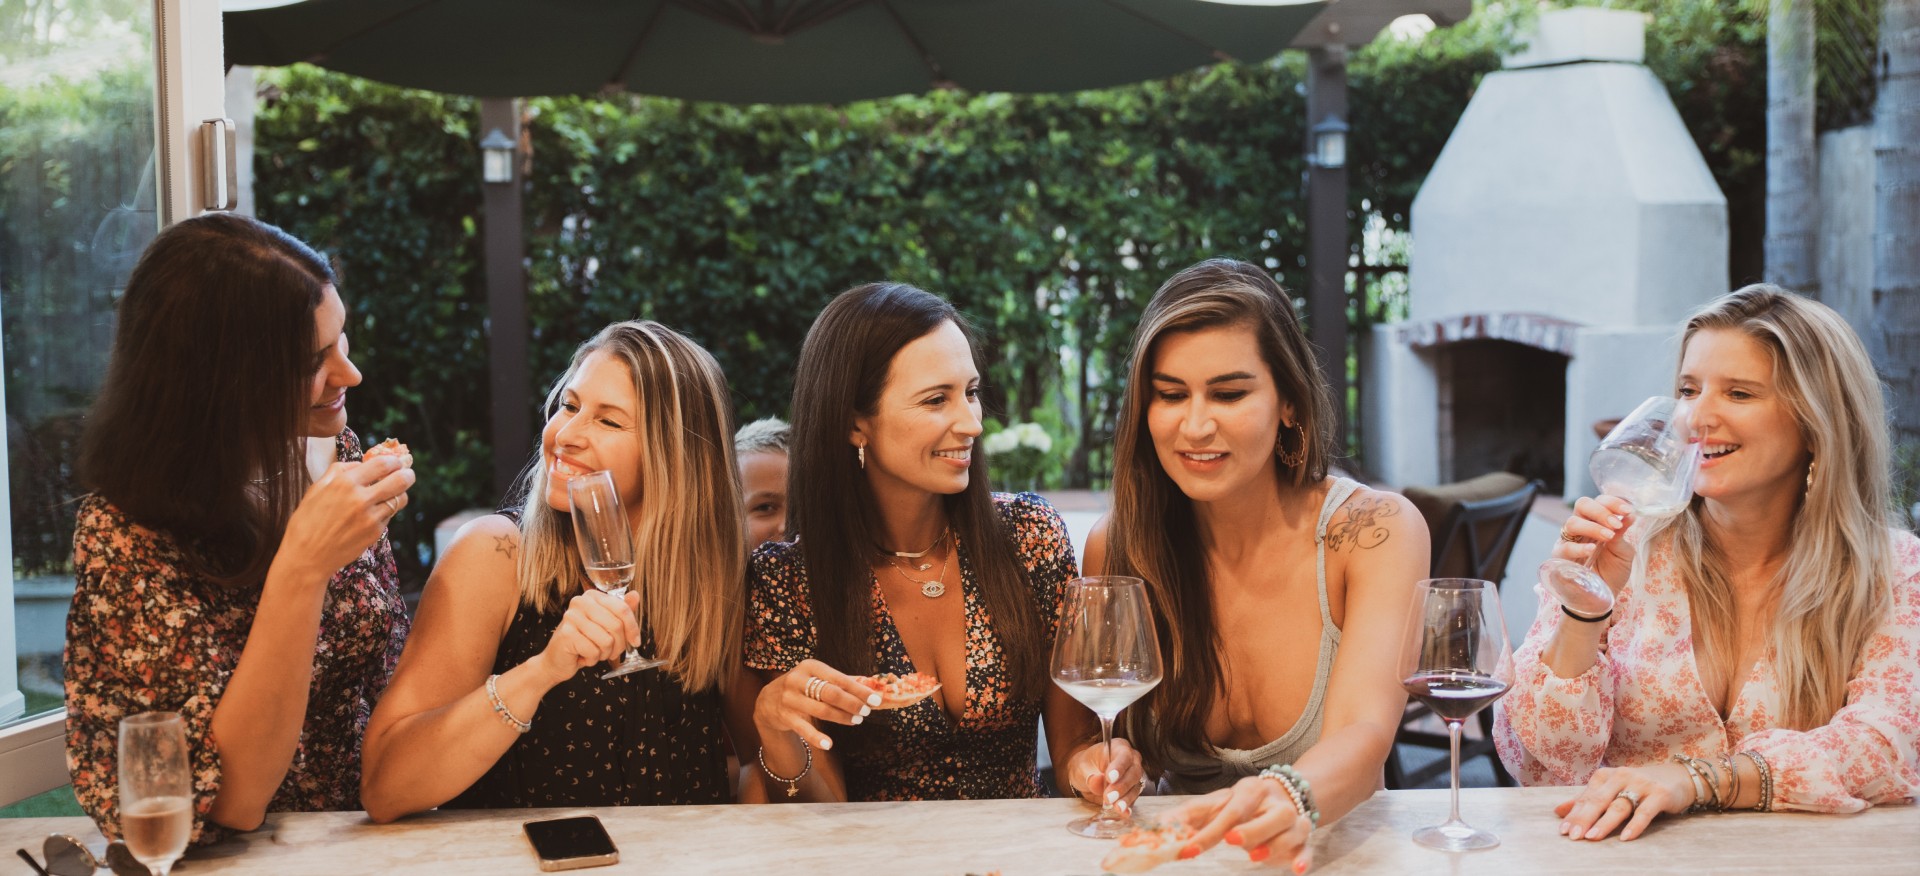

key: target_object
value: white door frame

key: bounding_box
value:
[0,0,227,806]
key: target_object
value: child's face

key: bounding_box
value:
[740,450,789,550]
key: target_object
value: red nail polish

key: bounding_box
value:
[1293,857,1309,874]
[1224,829,1244,846]
[1247,845,1271,863]
[1178,845,1201,860]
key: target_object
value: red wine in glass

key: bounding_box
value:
[1401,672,1510,723]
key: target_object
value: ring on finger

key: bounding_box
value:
[804,676,825,701]
[1614,789,1641,809]
[1560,530,1589,544]
[383,497,401,515]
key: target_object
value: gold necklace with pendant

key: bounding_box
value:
[890,553,949,598]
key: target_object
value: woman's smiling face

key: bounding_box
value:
[1678,327,1810,508]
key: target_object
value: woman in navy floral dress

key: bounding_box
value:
[742,283,1099,803]
[63,214,414,845]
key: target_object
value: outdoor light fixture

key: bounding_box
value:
[480,128,516,184]
[1309,115,1348,170]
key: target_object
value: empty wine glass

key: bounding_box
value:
[567,470,663,679]
[1538,396,1701,619]
[1050,576,1164,838]
[1400,578,1511,851]
[118,711,190,876]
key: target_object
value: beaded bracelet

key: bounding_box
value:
[759,739,813,798]
[485,674,532,733]
[1742,750,1774,812]
[1257,763,1320,826]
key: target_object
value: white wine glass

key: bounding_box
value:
[1538,396,1701,619]
[1050,575,1163,838]
[1400,578,1511,851]
[567,470,663,679]
[118,711,191,876]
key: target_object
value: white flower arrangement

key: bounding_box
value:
[984,421,1054,491]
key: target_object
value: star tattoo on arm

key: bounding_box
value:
[493,533,517,560]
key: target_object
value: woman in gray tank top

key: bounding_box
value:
[1077,259,1428,873]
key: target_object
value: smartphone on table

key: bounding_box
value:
[523,815,619,871]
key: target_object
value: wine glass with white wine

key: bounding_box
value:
[1538,396,1701,619]
[567,469,663,679]
[118,711,191,876]
[1050,576,1163,838]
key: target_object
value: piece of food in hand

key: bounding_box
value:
[856,672,942,709]
[363,438,413,469]
[1101,820,1196,874]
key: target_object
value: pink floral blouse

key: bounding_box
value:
[1494,529,1920,812]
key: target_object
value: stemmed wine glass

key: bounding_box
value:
[1538,396,1701,619]
[567,470,663,679]
[118,711,191,876]
[1399,578,1511,852]
[1050,575,1164,838]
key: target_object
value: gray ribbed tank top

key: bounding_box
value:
[1157,477,1359,794]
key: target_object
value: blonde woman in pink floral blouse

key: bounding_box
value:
[63,214,414,846]
[1495,285,1920,842]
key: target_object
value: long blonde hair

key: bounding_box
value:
[1106,259,1336,762]
[1657,285,1894,730]
[513,320,745,693]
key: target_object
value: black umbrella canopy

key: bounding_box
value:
[226,0,1326,103]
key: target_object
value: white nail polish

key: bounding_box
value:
[1106,790,1119,803]
[819,737,832,750]
[868,694,882,707]
[1107,769,1120,783]
[859,705,871,717]
[851,715,863,725]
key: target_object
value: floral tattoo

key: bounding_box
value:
[1324,497,1397,552]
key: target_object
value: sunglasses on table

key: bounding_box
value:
[15,835,151,876]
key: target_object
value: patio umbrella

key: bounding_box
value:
[225,0,1325,103]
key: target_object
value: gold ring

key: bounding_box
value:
[1560,530,1589,544]
[1615,789,1641,808]
[804,677,825,701]
[384,497,401,515]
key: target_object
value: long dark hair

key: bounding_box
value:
[78,213,333,588]
[787,283,1046,698]
[1107,258,1336,762]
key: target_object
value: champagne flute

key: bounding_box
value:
[567,469,663,679]
[118,711,191,876]
[1400,578,1511,852]
[1538,396,1701,619]
[1050,575,1163,838]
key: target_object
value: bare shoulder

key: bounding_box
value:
[1323,485,1425,554]
[1083,514,1112,575]
[421,514,523,620]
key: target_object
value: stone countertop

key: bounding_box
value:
[5,787,1914,875]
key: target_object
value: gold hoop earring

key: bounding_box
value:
[1275,421,1307,468]
[858,446,866,470]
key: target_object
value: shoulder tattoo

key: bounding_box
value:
[1324,497,1398,552]
[492,533,518,560]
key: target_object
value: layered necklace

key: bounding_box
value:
[877,528,952,599]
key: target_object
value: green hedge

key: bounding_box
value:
[0,1,1767,586]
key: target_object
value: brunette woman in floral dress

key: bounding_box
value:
[1496,286,1920,841]
[742,283,1095,802]
[63,214,414,845]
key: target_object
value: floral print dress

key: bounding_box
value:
[745,493,1077,801]
[63,429,409,845]
[1494,529,1920,812]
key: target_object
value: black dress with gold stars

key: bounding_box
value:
[443,513,729,809]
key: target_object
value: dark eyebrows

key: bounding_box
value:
[1150,371,1258,385]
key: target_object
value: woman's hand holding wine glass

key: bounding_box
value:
[1051,576,1163,838]
[1539,396,1701,620]
[565,470,662,679]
